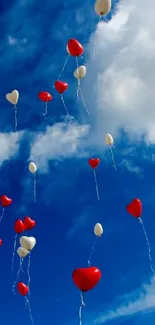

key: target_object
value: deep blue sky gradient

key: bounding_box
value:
[0,0,155,325]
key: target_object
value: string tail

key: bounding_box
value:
[93,170,100,201]
[110,146,117,170]
[12,257,23,295]
[87,238,97,267]
[11,234,17,275]
[27,253,31,295]
[60,95,70,117]
[43,102,48,116]
[79,292,85,325]
[139,218,155,274]
[25,297,34,325]
[79,88,90,115]
[75,57,80,103]
[0,208,5,224]
[57,55,70,80]
[14,105,17,132]
[34,173,36,203]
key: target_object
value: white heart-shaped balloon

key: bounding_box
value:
[20,236,36,251]
[6,90,19,105]
[17,247,29,258]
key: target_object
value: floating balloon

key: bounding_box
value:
[0,239,3,246]
[29,162,37,202]
[0,195,12,207]
[29,162,37,173]
[20,236,36,251]
[126,198,142,218]
[38,91,52,116]
[88,158,100,200]
[126,198,154,274]
[72,267,101,292]
[67,39,84,57]
[55,80,68,94]
[0,195,12,229]
[54,80,69,116]
[17,247,29,258]
[105,133,116,170]
[73,65,90,115]
[94,0,111,16]
[17,282,29,296]
[74,65,86,79]
[24,217,36,231]
[6,90,19,105]
[38,91,52,102]
[89,158,100,169]
[105,133,113,145]
[94,223,103,237]
[14,220,25,234]
[6,90,19,131]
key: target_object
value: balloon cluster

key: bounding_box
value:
[6,3,154,325]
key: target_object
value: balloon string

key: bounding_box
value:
[76,56,80,102]
[27,253,31,295]
[43,102,48,116]
[57,55,70,80]
[110,146,117,170]
[79,292,85,325]
[12,257,24,295]
[139,218,155,274]
[14,105,17,132]
[87,238,97,267]
[0,208,5,224]
[93,170,100,201]
[25,297,34,325]
[60,95,70,117]
[11,234,17,275]
[34,173,36,203]
[79,88,91,115]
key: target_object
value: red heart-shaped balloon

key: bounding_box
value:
[72,267,101,292]
[0,195,12,207]
[88,158,100,169]
[67,39,84,57]
[14,220,25,234]
[17,282,29,296]
[38,91,52,102]
[126,198,142,218]
[55,80,68,94]
[24,217,36,231]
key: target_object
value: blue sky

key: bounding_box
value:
[0,0,155,324]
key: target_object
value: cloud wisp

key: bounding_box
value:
[94,276,155,324]
[0,131,23,166]
[29,121,90,172]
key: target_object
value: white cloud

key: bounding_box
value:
[94,276,155,324]
[119,158,143,175]
[29,121,90,172]
[0,131,22,165]
[85,0,155,143]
